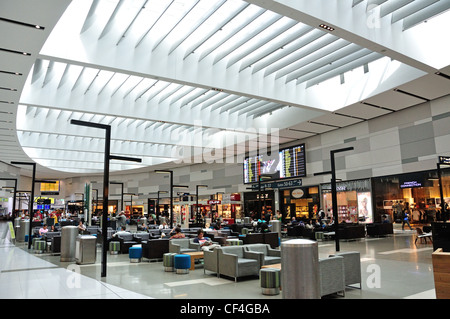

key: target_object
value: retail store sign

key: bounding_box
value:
[207,200,221,205]
[439,156,450,165]
[291,189,304,198]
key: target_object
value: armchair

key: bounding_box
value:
[218,246,261,282]
[142,238,169,260]
[169,238,199,254]
[319,256,345,297]
[244,243,281,266]
[329,251,361,288]
[116,233,138,254]
[133,233,150,244]
[203,247,221,277]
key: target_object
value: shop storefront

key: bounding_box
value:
[321,179,373,223]
[280,186,320,222]
[243,190,274,219]
[372,169,450,223]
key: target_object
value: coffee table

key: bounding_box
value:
[183,251,204,270]
[261,263,281,270]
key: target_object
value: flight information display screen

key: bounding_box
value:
[243,143,306,184]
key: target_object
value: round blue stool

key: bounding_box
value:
[174,254,191,274]
[129,246,142,263]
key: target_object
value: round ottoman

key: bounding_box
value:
[163,253,177,272]
[260,268,281,295]
[129,246,142,263]
[174,254,191,274]
[109,241,120,255]
[33,240,46,254]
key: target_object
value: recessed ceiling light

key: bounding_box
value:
[319,24,335,31]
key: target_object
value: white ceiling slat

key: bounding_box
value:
[280,40,353,82]
[98,0,126,40]
[158,84,183,104]
[190,90,221,109]
[239,23,313,73]
[380,0,414,18]
[289,43,365,84]
[98,72,116,95]
[169,0,227,55]
[210,94,241,112]
[31,58,44,84]
[213,12,282,66]
[146,82,171,102]
[264,32,335,78]
[237,100,271,116]
[81,0,100,34]
[200,91,227,110]
[152,0,201,52]
[391,0,439,24]
[57,64,71,89]
[305,52,384,87]
[227,19,298,70]
[169,86,197,105]
[196,4,260,62]
[42,61,55,88]
[228,99,260,114]
[135,0,175,48]
[179,88,209,108]
[219,96,252,114]
[71,67,86,92]
[402,1,450,31]
[116,0,149,46]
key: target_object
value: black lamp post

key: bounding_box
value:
[314,147,354,252]
[110,182,124,213]
[10,162,36,249]
[70,119,141,277]
[155,170,173,228]
[196,185,208,224]
[0,178,17,219]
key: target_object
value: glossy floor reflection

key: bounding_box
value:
[0,221,437,299]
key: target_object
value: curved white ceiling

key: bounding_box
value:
[1,0,450,177]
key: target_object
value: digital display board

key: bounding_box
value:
[244,143,306,184]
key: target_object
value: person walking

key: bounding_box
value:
[402,206,413,231]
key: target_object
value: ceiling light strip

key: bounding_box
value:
[0,47,31,56]
[393,88,430,101]
[0,17,45,30]
[362,101,395,112]
[0,70,22,76]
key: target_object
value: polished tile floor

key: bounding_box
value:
[0,221,437,300]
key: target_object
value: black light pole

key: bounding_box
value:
[155,170,173,228]
[10,162,36,249]
[314,147,354,252]
[156,190,168,223]
[196,185,208,224]
[70,119,141,278]
[0,178,17,218]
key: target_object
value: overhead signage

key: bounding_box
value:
[251,178,302,190]
[439,156,450,165]
[207,200,221,205]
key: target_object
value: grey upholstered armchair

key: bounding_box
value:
[329,251,361,288]
[217,246,261,282]
[319,256,345,297]
[203,247,221,276]
[169,238,199,254]
[244,243,281,266]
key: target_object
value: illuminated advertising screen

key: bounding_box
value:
[243,143,306,184]
[357,192,373,223]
